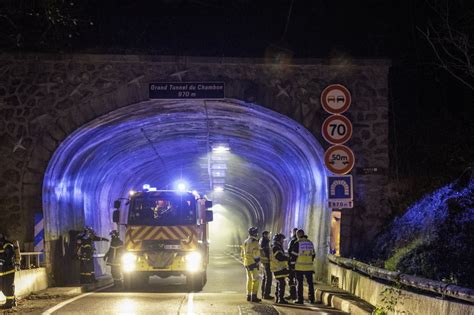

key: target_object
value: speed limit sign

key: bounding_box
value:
[322,115,353,144]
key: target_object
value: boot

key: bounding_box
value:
[250,294,261,303]
[2,299,16,309]
[246,294,251,301]
[277,298,289,304]
[263,295,274,300]
[294,300,304,304]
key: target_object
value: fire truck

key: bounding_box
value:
[112,189,213,291]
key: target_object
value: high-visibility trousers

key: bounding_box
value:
[245,267,260,295]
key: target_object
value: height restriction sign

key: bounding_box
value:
[322,115,353,145]
[321,84,352,114]
[324,145,355,174]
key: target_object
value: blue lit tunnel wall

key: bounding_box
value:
[43,99,328,281]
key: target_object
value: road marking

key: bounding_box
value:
[225,252,243,264]
[41,283,114,315]
[187,293,195,314]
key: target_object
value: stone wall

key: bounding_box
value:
[0,54,390,257]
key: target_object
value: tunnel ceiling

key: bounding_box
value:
[44,99,327,239]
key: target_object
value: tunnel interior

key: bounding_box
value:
[43,99,329,282]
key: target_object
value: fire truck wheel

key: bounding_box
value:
[186,271,205,292]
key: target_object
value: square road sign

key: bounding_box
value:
[327,175,353,208]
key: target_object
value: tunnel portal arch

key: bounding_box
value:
[43,99,329,284]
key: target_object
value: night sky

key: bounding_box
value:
[1,0,473,190]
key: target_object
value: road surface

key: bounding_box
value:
[41,252,347,314]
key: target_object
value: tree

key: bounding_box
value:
[417,0,474,90]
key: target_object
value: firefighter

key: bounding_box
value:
[286,227,298,300]
[259,230,273,300]
[76,226,109,284]
[0,232,20,309]
[270,233,289,304]
[290,229,316,304]
[104,230,123,287]
[241,226,261,303]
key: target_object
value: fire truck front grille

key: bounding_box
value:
[145,252,177,268]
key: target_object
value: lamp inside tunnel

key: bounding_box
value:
[43,99,329,283]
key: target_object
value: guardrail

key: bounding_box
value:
[20,252,44,269]
[328,254,474,304]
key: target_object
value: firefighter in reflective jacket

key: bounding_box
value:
[270,233,289,304]
[290,229,316,304]
[76,226,109,284]
[104,230,123,287]
[241,226,261,303]
[0,232,20,309]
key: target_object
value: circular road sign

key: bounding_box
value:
[321,114,353,145]
[324,145,355,174]
[321,84,352,114]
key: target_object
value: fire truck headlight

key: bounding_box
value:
[122,253,137,273]
[185,251,202,272]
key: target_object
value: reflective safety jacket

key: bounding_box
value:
[104,237,123,266]
[270,243,289,278]
[76,235,95,261]
[76,233,109,261]
[259,237,271,264]
[241,236,260,269]
[292,236,315,272]
[0,240,18,276]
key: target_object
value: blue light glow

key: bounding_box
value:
[177,181,187,192]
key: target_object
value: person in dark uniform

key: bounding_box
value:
[286,227,298,300]
[259,231,273,300]
[0,232,20,309]
[270,233,290,304]
[76,226,109,284]
[104,230,123,287]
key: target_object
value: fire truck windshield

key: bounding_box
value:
[128,194,196,226]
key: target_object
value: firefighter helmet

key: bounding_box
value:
[248,226,258,236]
[84,226,94,235]
[273,233,285,243]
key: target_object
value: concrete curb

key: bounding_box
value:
[313,284,375,315]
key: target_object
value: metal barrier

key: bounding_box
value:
[20,252,44,269]
[328,254,474,304]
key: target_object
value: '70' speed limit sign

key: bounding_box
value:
[322,115,353,145]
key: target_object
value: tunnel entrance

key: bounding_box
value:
[43,99,328,284]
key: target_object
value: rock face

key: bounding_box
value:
[0,54,390,257]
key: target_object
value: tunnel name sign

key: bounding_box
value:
[149,82,225,99]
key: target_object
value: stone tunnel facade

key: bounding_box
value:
[0,54,390,258]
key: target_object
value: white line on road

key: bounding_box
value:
[187,293,195,314]
[41,283,114,315]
